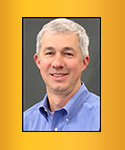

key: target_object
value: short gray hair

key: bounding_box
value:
[36,18,89,59]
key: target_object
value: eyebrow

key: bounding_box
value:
[43,47,55,51]
[43,46,76,52]
[62,47,76,52]
[42,47,55,54]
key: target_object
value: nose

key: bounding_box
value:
[52,54,65,69]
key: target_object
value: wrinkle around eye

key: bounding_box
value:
[64,52,74,57]
[45,52,54,55]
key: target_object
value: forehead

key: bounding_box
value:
[40,33,80,53]
[41,32,79,44]
[40,32,82,57]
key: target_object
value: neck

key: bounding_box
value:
[46,82,81,112]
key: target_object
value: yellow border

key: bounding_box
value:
[1,0,125,150]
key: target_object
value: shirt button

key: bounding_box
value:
[66,118,69,122]
[55,128,58,131]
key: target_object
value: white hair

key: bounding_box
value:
[36,18,89,59]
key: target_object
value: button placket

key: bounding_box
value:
[66,118,69,122]
[54,128,58,131]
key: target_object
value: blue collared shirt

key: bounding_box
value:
[23,83,100,131]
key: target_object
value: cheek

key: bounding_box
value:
[68,61,83,72]
[40,60,50,72]
[39,62,49,81]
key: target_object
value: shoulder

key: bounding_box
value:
[80,83,100,108]
[85,92,100,107]
[82,92,100,118]
[23,101,43,131]
[23,101,42,119]
[82,92,100,131]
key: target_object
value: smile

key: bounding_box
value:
[50,73,68,77]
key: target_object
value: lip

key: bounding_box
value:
[49,73,69,81]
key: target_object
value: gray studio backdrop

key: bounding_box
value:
[23,18,101,111]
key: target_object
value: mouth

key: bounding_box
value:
[50,73,69,77]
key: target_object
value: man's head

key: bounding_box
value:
[34,18,90,96]
[36,18,89,60]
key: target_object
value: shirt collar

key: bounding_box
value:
[63,82,90,120]
[39,82,90,120]
[39,94,50,120]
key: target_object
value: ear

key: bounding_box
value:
[82,56,90,71]
[34,54,40,69]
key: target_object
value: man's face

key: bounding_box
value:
[34,33,89,94]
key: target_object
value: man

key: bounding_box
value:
[23,18,100,131]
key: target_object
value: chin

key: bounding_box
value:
[49,84,69,93]
[53,86,67,92]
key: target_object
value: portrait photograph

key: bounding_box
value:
[22,17,101,132]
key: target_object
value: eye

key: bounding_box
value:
[45,52,53,55]
[65,53,74,56]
